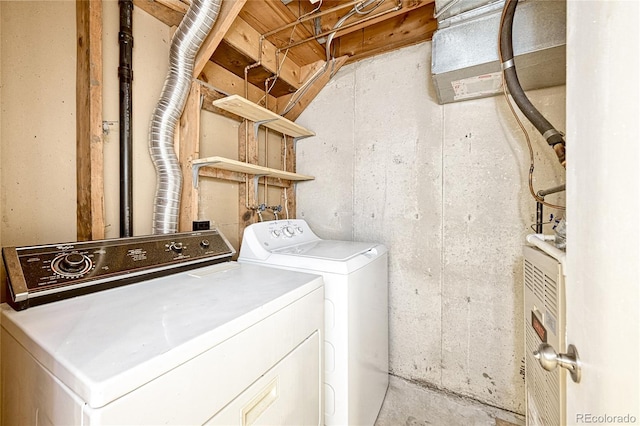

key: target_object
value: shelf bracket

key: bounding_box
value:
[192,162,209,188]
[252,174,268,203]
[254,119,279,140]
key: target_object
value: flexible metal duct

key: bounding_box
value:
[149,0,221,234]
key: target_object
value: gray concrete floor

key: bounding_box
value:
[375,376,525,426]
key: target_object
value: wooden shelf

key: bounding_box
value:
[193,156,314,181]
[211,95,315,138]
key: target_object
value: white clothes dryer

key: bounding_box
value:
[1,255,324,425]
[239,219,389,426]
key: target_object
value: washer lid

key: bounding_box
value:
[272,240,377,261]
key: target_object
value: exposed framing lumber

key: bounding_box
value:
[133,0,184,27]
[76,0,105,241]
[198,60,278,110]
[178,82,201,232]
[238,120,260,245]
[276,55,348,121]
[336,3,437,64]
[282,135,297,218]
[194,0,247,77]
[225,17,302,90]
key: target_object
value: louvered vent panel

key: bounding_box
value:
[524,259,535,292]
[545,275,559,318]
[524,246,564,426]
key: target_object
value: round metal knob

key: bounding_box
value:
[534,343,582,383]
[60,253,87,272]
[200,239,210,249]
[170,242,183,253]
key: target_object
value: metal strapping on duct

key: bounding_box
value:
[149,0,222,234]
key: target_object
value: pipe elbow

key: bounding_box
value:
[552,142,566,168]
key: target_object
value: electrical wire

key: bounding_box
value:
[498,0,566,211]
[281,0,383,116]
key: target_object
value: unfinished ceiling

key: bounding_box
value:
[134,0,437,120]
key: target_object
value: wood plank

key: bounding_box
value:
[283,135,297,218]
[76,0,105,241]
[210,41,296,98]
[198,61,278,110]
[197,168,292,188]
[225,17,302,90]
[212,95,315,137]
[238,121,258,243]
[316,0,432,39]
[193,156,314,181]
[277,55,348,121]
[194,0,247,77]
[335,3,437,64]
[178,82,201,232]
[239,0,325,67]
[155,0,188,14]
[133,0,184,27]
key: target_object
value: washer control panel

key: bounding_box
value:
[2,229,235,310]
[242,219,321,252]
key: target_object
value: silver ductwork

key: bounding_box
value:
[149,0,221,234]
[431,0,566,104]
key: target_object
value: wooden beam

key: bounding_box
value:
[238,120,259,244]
[198,60,278,110]
[133,0,184,27]
[318,0,433,39]
[335,3,437,64]
[282,135,297,218]
[225,17,302,89]
[155,0,188,14]
[76,0,105,241]
[194,0,247,77]
[276,55,349,121]
[178,81,201,232]
[239,1,325,67]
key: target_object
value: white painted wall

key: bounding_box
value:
[296,42,566,413]
[0,1,171,248]
[565,1,639,423]
[102,2,171,238]
[0,1,77,247]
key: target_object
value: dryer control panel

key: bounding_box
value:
[2,230,235,310]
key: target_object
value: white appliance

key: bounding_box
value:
[238,219,389,426]
[523,243,566,426]
[1,261,324,425]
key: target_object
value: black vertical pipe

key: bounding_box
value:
[119,0,134,237]
[536,201,544,234]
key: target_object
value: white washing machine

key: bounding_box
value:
[1,231,324,425]
[238,219,389,426]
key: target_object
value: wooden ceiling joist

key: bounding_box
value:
[134,0,439,121]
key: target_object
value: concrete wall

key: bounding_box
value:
[296,41,566,413]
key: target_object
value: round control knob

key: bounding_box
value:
[271,229,281,238]
[52,252,92,277]
[200,239,210,249]
[295,226,303,234]
[170,242,184,253]
[283,226,295,237]
[60,253,87,272]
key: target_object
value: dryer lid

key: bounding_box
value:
[271,240,376,261]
